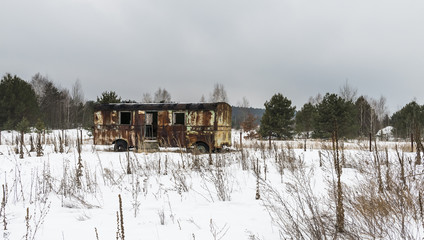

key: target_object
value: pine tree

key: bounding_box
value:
[259,93,295,139]
[312,93,354,233]
[96,91,121,104]
[391,101,424,139]
[295,102,317,138]
[355,96,373,137]
[0,74,39,129]
[313,93,358,139]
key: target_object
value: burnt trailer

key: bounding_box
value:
[93,102,232,152]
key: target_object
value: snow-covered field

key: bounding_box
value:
[0,129,422,239]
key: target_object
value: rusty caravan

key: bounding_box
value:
[93,102,232,153]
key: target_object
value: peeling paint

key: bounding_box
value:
[93,102,232,151]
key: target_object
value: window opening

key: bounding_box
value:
[120,112,131,125]
[174,112,185,125]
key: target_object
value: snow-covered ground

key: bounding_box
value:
[0,129,422,239]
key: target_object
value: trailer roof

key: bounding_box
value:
[94,102,230,111]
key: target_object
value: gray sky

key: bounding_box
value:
[1,0,424,114]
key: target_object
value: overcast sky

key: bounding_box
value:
[1,0,424,114]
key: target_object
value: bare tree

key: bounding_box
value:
[30,74,88,129]
[368,96,388,134]
[199,94,206,103]
[241,113,257,137]
[31,74,75,129]
[141,93,152,103]
[374,96,388,122]
[308,93,322,105]
[153,88,171,103]
[339,79,358,102]
[71,79,84,127]
[30,73,50,105]
[238,97,257,135]
[237,97,250,121]
[209,83,228,103]
[238,96,249,109]
[72,79,84,106]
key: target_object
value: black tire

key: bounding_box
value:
[114,141,127,152]
[194,142,209,154]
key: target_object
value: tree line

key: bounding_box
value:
[0,73,231,131]
[259,82,423,140]
[0,73,94,130]
[1,73,422,139]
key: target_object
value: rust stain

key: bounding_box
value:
[93,102,232,151]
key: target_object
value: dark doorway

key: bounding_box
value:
[145,112,158,140]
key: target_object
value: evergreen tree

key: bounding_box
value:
[35,118,45,134]
[391,101,424,138]
[355,96,374,136]
[82,101,95,129]
[97,91,121,104]
[295,102,317,138]
[313,93,358,139]
[313,93,352,232]
[32,73,75,129]
[0,74,39,129]
[39,81,61,129]
[259,93,295,139]
[16,117,30,134]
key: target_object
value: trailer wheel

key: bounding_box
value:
[114,140,127,152]
[194,142,209,154]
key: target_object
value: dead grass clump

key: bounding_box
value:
[207,156,233,201]
[397,142,413,152]
[262,158,336,239]
[343,146,424,239]
[171,169,190,194]
[354,195,392,218]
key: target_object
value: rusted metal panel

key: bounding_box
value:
[94,111,103,125]
[93,102,232,151]
[104,111,111,125]
[214,103,232,148]
[158,110,171,126]
[157,110,173,147]
[136,111,145,125]
[186,109,215,149]
[111,110,118,125]
[187,110,214,127]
